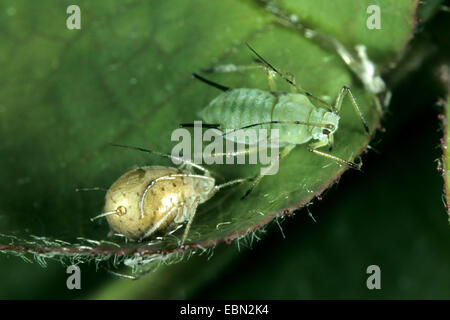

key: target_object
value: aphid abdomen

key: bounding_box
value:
[200,88,276,145]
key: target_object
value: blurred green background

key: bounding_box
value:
[0,0,449,299]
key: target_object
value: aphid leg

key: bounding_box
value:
[241,145,295,199]
[266,68,277,91]
[200,144,260,162]
[328,134,334,151]
[180,176,253,248]
[285,72,297,94]
[180,203,199,247]
[308,140,362,171]
[179,175,254,247]
[215,176,255,191]
[203,64,264,74]
[334,86,370,134]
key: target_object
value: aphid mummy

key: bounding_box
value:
[185,43,370,198]
[91,146,249,246]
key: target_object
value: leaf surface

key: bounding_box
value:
[0,0,418,273]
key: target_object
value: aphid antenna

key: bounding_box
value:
[221,120,334,138]
[75,187,107,192]
[110,143,210,175]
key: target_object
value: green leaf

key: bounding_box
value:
[0,0,418,275]
[275,0,418,66]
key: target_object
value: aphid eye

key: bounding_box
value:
[323,129,331,135]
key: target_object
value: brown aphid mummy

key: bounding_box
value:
[99,166,217,245]
[91,145,250,247]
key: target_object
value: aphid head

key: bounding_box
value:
[193,176,216,203]
[313,111,340,141]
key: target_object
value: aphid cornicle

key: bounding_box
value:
[183,43,370,197]
[91,145,248,246]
